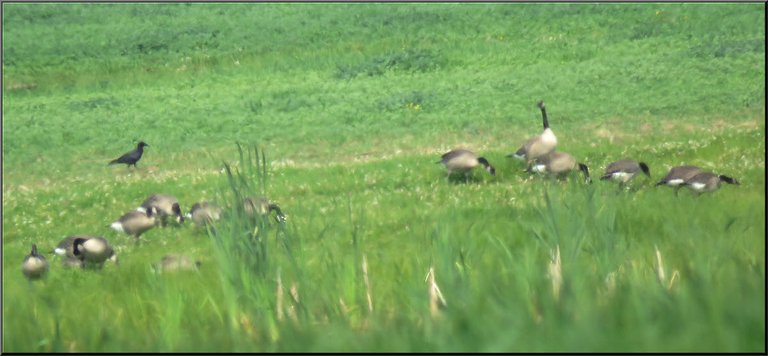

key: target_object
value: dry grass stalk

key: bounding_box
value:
[276,270,284,322]
[339,297,350,316]
[288,282,299,323]
[548,245,562,301]
[362,255,374,313]
[425,266,447,317]
[654,245,666,286]
[668,270,680,290]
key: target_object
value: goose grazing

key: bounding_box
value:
[531,151,591,183]
[438,149,496,178]
[110,206,160,238]
[72,236,117,267]
[681,172,740,195]
[508,100,558,164]
[187,201,222,227]
[55,235,118,267]
[600,159,651,187]
[243,196,287,223]
[139,194,184,226]
[153,254,201,273]
[22,244,49,281]
[109,141,149,168]
[656,165,702,195]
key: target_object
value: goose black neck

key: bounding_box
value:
[540,106,549,129]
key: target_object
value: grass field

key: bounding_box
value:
[2,3,765,352]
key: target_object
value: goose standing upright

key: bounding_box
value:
[509,100,558,165]
[22,244,49,281]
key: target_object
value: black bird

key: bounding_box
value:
[109,141,149,168]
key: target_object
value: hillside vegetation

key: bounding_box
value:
[2,3,765,352]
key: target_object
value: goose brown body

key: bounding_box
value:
[439,149,496,176]
[22,244,49,280]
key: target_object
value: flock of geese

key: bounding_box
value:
[21,100,741,282]
[22,188,287,281]
[438,101,740,192]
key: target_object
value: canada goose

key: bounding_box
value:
[54,235,91,259]
[109,141,149,168]
[110,206,160,238]
[54,235,118,267]
[682,172,740,195]
[438,149,496,178]
[531,151,591,183]
[508,100,558,164]
[72,236,117,267]
[153,254,201,273]
[22,244,49,281]
[244,196,287,223]
[656,165,702,195]
[187,201,222,227]
[600,159,651,187]
[139,194,184,226]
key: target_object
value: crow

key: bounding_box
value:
[109,141,149,168]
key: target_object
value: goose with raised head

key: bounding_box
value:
[139,194,184,226]
[531,151,591,183]
[509,100,558,164]
[438,149,496,178]
[110,206,160,238]
[682,171,739,195]
[22,244,49,281]
[600,159,651,187]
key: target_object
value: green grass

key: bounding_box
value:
[2,3,765,352]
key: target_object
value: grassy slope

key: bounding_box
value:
[2,3,765,352]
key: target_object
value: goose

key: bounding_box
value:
[656,165,702,195]
[438,149,496,178]
[508,100,558,164]
[187,201,222,227]
[110,206,160,238]
[109,141,149,168]
[138,194,184,226]
[72,236,117,267]
[681,172,739,195]
[22,244,49,281]
[54,235,91,259]
[153,254,201,273]
[531,151,591,183]
[55,235,118,267]
[600,159,651,187]
[243,196,287,223]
